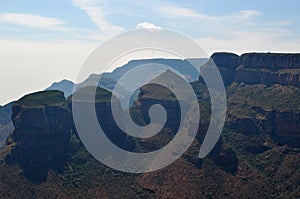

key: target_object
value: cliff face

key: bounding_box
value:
[240,53,300,69]
[235,66,300,87]
[209,52,240,86]
[7,91,71,182]
[69,86,135,152]
[227,105,300,139]
[129,83,181,152]
[210,53,300,143]
[226,83,300,146]
[211,52,300,87]
[0,54,298,198]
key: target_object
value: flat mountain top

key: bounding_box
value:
[15,90,66,107]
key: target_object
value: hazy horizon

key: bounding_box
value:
[1,0,300,105]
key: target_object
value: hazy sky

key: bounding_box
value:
[0,0,300,105]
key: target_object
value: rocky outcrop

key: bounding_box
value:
[240,53,300,69]
[235,66,300,87]
[274,110,300,138]
[228,108,300,139]
[129,83,180,152]
[236,53,300,87]
[0,54,298,198]
[209,52,240,86]
[7,91,71,182]
[210,52,300,87]
[227,83,300,145]
[133,83,180,131]
[69,86,135,152]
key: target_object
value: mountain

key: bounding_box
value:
[76,58,207,107]
[102,58,203,83]
[45,79,74,97]
[0,78,75,149]
[0,53,299,198]
[0,79,75,149]
[48,58,204,99]
[6,90,71,182]
[76,74,117,91]
[209,52,300,87]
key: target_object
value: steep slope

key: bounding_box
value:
[210,52,300,87]
[69,86,135,152]
[6,90,71,182]
[0,53,298,198]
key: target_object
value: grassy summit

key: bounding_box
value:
[15,90,66,107]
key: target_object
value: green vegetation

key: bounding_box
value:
[228,82,300,111]
[16,90,66,107]
[0,61,299,198]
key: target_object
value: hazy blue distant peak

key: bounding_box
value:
[45,79,75,98]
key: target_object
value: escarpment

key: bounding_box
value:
[211,52,300,87]
[0,53,298,198]
[7,91,71,182]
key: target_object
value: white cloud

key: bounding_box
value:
[0,13,67,30]
[232,10,262,20]
[154,3,299,55]
[136,22,162,31]
[72,0,124,33]
[157,6,214,20]
[157,5,261,22]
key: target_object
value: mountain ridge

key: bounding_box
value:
[0,52,299,198]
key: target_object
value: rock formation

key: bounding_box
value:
[7,90,71,182]
[211,52,300,87]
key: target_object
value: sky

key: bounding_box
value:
[0,0,300,105]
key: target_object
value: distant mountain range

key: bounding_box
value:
[0,52,299,198]
[45,79,74,97]
[0,58,206,147]
[45,58,206,97]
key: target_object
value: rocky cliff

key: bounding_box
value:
[69,86,135,152]
[226,83,300,147]
[209,52,240,86]
[0,54,298,198]
[7,90,71,182]
[240,53,300,69]
[211,52,300,87]
[209,52,300,143]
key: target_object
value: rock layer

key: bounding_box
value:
[210,52,300,87]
